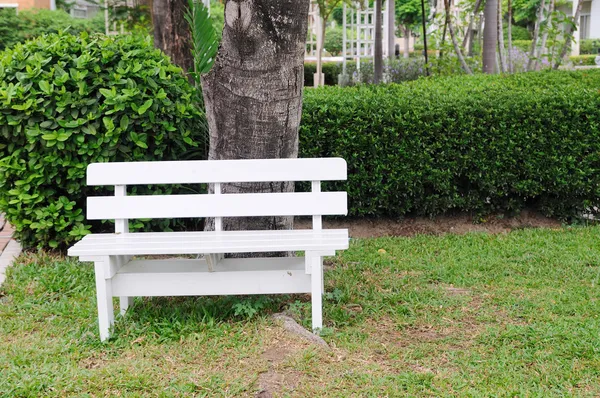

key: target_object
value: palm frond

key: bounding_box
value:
[185,0,218,78]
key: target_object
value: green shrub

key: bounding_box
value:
[580,39,600,55]
[511,40,532,52]
[304,62,343,86]
[504,24,531,41]
[300,70,600,219]
[0,8,104,51]
[569,55,598,66]
[414,43,438,51]
[0,32,205,250]
[324,27,343,56]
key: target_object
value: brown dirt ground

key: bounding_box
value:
[295,209,562,238]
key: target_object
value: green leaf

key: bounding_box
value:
[120,115,129,131]
[137,99,153,115]
[103,117,115,132]
[39,80,52,95]
[185,0,218,75]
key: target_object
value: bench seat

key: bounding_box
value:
[68,229,349,257]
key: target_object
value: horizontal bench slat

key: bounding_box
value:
[67,229,349,256]
[111,258,311,296]
[87,158,347,186]
[82,229,346,240]
[87,192,347,220]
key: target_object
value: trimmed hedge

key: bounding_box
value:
[511,40,532,52]
[300,70,600,218]
[0,8,104,51]
[0,32,204,249]
[304,62,343,86]
[580,39,600,55]
[570,55,598,66]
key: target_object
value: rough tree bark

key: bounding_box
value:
[497,0,506,72]
[153,0,194,73]
[483,0,498,73]
[201,0,310,237]
[374,0,383,83]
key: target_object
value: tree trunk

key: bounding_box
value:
[316,16,326,87]
[152,0,193,74]
[535,0,555,70]
[462,0,483,50]
[388,0,396,60]
[497,0,507,72]
[403,27,410,58]
[554,0,583,69]
[201,0,310,239]
[439,11,448,58]
[483,0,498,73]
[477,11,483,55]
[444,0,472,74]
[526,0,545,71]
[507,0,513,73]
[420,0,429,74]
[374,0,383,83]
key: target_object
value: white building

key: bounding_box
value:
[573,0,600,55]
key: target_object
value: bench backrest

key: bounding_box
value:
[86,158,347,232]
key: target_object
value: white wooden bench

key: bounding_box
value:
[67,158,348,341]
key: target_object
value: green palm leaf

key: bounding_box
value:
[185,0,218,78]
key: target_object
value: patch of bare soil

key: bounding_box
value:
[295,209,561,238]
[256,322,326,397]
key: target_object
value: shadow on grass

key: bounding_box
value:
[111,294,310,342]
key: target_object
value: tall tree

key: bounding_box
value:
[507,0,513,72]
[201,0,310,234]
[461,0,483,52]
[153,0,194,74]
[497,0,507,72]
[553,0,583,69]
[483,0,498,73]
[526,0,546,71]
[443,0,472,74]
[314,0,347,86]
[374,0,384,83]
[396,0,427,59]
[534,0,555,70]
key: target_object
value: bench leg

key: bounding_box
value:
[94,261,114,342]
[119,296,134,315]
[310,255,323,333]
[117,255,134,315]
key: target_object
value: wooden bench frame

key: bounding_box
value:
[68,158,348,341]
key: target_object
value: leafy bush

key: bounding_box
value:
[304,62,343,86]
[348,58,426,83]
[0,32,205,250]
[580,39,600,55]
[347,56,481,84]
[300,70,600,219]
[504,24,531,41]
[569,55,598,66]
[324,27,344,56]
[0,8,104,51]
[511,40,532,52]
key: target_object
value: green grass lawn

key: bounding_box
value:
[2,226,600,397]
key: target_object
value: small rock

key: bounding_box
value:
[272,313,329,349]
